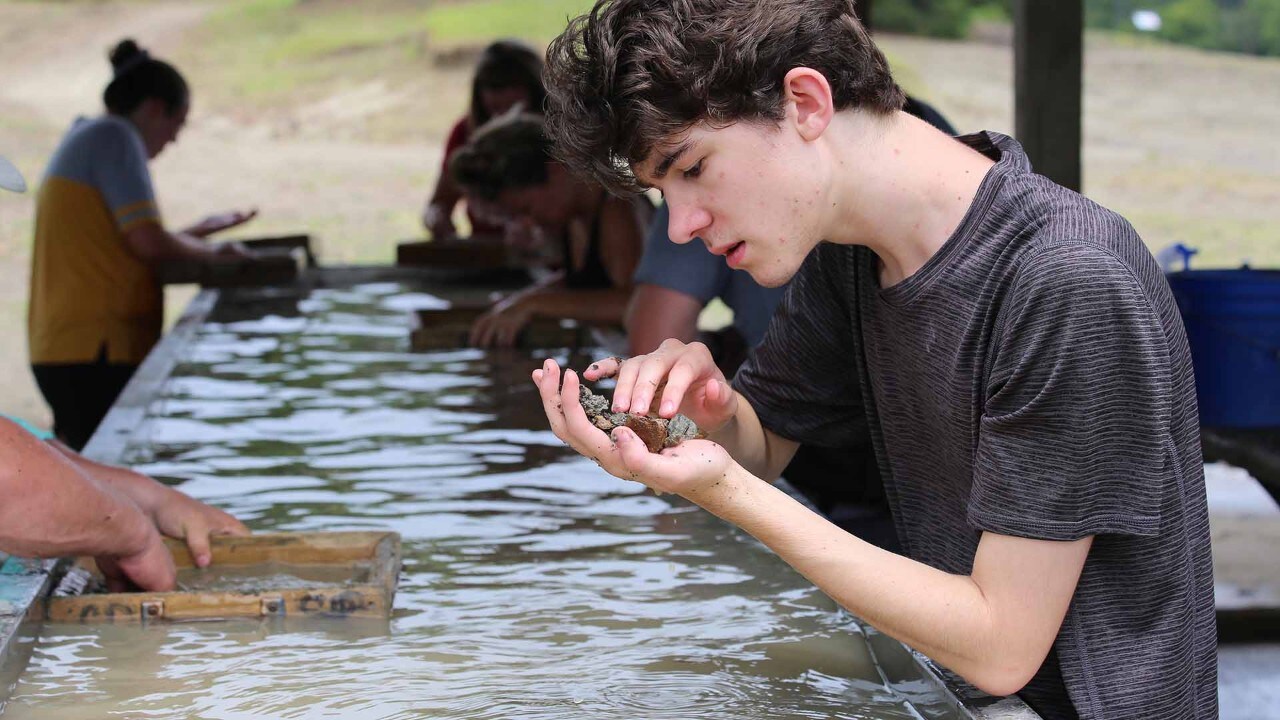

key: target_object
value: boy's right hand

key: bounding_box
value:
[582,339,738,434]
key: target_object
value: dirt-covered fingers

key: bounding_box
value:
[533,359,572,442]
[583,355,625,381]
[634,340,718,418]
[557,369,626,470]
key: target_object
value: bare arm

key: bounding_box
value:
[122,221,242,265]
[423,167,463,239]
[538,364,1090,696]
[596,195,645,290]
[0,419,175,590]
[691,466,1091,696]
[470,198,646,348]
[180,208,258,238]
[625,284,703,355]
[50,442,249,567]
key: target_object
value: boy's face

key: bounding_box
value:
[634,120,827,288]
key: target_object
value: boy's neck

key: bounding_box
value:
[824,112,995,288]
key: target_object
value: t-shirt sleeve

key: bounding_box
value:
[440,117,470,176]
[89,121,159,233]
[632,203,727,303]
[969,242,1176,540]
[733,245,868,448]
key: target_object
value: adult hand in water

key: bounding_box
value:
[532,358,738,499]
[582,339,738,433]
[147,487,250,569]
[185,208,259,238]
[94,502,178,593]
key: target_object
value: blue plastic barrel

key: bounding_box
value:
[1166,269,1280,428]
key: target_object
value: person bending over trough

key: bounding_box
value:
[531,1,1216,718]
[29,39,258,450]
[450,112,648,348]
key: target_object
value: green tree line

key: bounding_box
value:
[875,0,1280,57]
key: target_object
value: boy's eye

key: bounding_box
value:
[682,159,704,180]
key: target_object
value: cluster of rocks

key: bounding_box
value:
[579,385,703,453]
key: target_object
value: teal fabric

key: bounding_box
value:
[0,413,55,441]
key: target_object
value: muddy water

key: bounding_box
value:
[4,282,963,719]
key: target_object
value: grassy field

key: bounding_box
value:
[0,0,1277,423]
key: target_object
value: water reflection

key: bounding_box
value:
[5,281,959,719]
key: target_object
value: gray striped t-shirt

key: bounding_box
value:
[734,132,1216,719]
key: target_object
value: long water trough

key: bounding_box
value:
[0,267,1036,719]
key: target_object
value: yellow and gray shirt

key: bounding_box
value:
[28,115,163,365]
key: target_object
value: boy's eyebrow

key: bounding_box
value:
[650,140,695,180]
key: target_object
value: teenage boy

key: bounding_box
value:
[529,2,1216,718]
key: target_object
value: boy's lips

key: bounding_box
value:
[704,240,747,268]
[725,241,746,268]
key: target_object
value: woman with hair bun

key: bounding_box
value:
[29,38,258,450]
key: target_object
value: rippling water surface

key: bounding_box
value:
[5,281,961,719]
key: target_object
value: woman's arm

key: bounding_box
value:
[122,222,247,264]
[596,195,645,290]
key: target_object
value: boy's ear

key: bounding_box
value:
[782,67,834,141]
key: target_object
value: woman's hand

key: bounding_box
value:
[423,202,456,240]
[469,295,535,348]
[533,360,738,497]
[186,208,258,238]
[213,240,252,259]
[583,339,738,434]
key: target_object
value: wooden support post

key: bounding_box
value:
[1014,0,1083,192]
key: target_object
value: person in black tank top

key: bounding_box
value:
[450,112,647,348]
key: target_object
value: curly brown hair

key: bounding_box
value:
[544,0,905,194]
[449,112,553,202]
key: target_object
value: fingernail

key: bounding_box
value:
[660,401,675,416]
[197,554,210,568]
[543,359,552,371]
